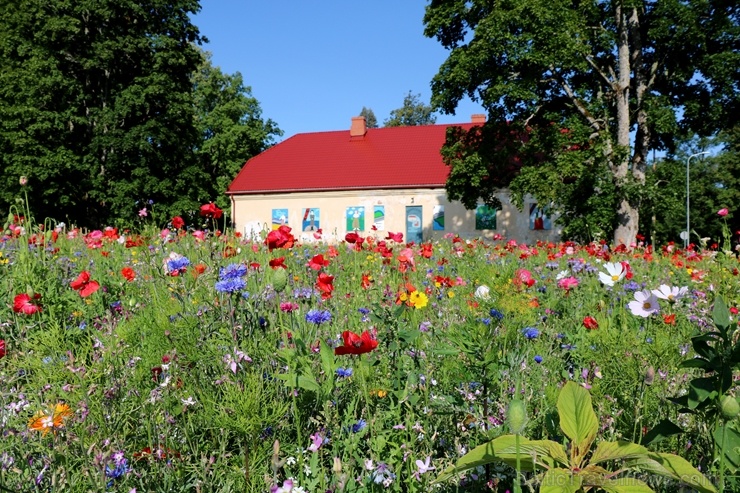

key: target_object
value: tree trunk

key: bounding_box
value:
[612,3,638,246]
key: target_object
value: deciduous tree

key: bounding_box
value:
[384,91,437,127]
[424,0,739,245]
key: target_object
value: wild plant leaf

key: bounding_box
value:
[624,452,717,493]
[433,435,565,483]
[275,373,320,392]
[540,468,582,493]
[557,381,598,463]
[642,419,684,447]
[713,423,740,473]
[712,296,731,334]
[688,377,718,409]
[589,440,649,465]
[679,357,712,370]
[598,477,654,493]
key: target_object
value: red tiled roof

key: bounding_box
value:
[227,122,477,194]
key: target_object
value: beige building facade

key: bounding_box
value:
[230,188,561,244]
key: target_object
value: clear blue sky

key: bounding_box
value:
[191,1,484,141]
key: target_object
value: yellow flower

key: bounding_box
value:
[399,292,408,302]
[447,291,455,299]
[409,291,428,309]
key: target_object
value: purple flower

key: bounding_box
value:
[306,309,331,325]
[336,367,353,378]
[522,327,539,339]
[219,263,247,280]
[534,355,543,364]
[215,277,246,293]
[352,419,367,433]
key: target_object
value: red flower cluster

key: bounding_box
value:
[70,271,100,297]
[13,293,42,315]
[266,225,295,251]
[316,272,334,299]
[583,316,599,330]
[513,269,536,288]
[0,339,5,359]
[334,330,378,355]
[171,216,185,229]
[308,254,329,271]
[121,267,136,282]
[200,202,223,219]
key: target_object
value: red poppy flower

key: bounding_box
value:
[13,293,42,315]
[200,202,223,219]
[171,216,185,229]
[361,273,373,289]
[663,314,676,325]
[265,225,295,251]
[316,272,334,299]
[420,243,434,258]
[70,271,100,297]
[583,316,599,330]
[308,254,329,271]
[345,232,360,244]
[121,267,136,282]
[513,269,536,288]
[334,330,378,355]
[0,339,5,359]
[386,232,403,243]
[269,257,287,269]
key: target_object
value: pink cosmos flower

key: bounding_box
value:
[628,290,660,317]
[557,277,579,291]
[718,208,729,217]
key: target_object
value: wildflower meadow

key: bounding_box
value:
[1,204,740,493]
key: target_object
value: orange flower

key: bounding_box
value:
[28,402,73,436]
[663,314,676,325]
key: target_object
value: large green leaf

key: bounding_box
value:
[642,419,684,447]
[557,381,598,463]
[688,377,718,409]
[275,373,320,392]
[713,423,740,473]
[712,296,731,334]
[624,452,717,493]
[433,435,567,483]
[540,468,582,493]
[589,440,649,465]
[599,477,654,493]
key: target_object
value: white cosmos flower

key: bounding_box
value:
[474,285,490,300]
[651,284,688,303]
[598,262,626,286]
[628,290,660,318]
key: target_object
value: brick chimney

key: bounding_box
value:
[471,114,487,124]
[350,116,367,137]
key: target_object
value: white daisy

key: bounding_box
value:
[598,262,626,286]
[651,284,688,303]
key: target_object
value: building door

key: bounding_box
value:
[406,206,423,244]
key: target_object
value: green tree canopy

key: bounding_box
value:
[424,0,739,245]
[359,107,378,129]
[193,51,282,217]
[383,91,437,127]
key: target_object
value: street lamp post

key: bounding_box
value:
[685,151,710,248]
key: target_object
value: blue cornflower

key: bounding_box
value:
[545,261,559,269]
[358,307,370,315]
[336,367,353,378]
[352,419,367,433]
[215,277,246,293]
[105,458,129,487]
[219,263,247,280]
[166,256,190,273]
[490,308,504,320]
[481,317,491,326]
[534,355,543,364]
[522,327,540,339]
[623,281,640,292]
[306,309,332,325]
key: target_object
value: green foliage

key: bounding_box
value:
[359,107,378,129]
[383,92,437,127]
[0,2,280,228]
[435,382,716,493]
[424,0,740,244]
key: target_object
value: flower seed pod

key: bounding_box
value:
[272,268,288,292]
[507,399,528,434]
[644,366,655,386]
[719,395,740,420]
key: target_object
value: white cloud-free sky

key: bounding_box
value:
[191,1,484,140]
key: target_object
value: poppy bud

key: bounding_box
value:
[719,395,740,419]
[507,399,528,434]
[644,367,655,386]
[272,268,288,292]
